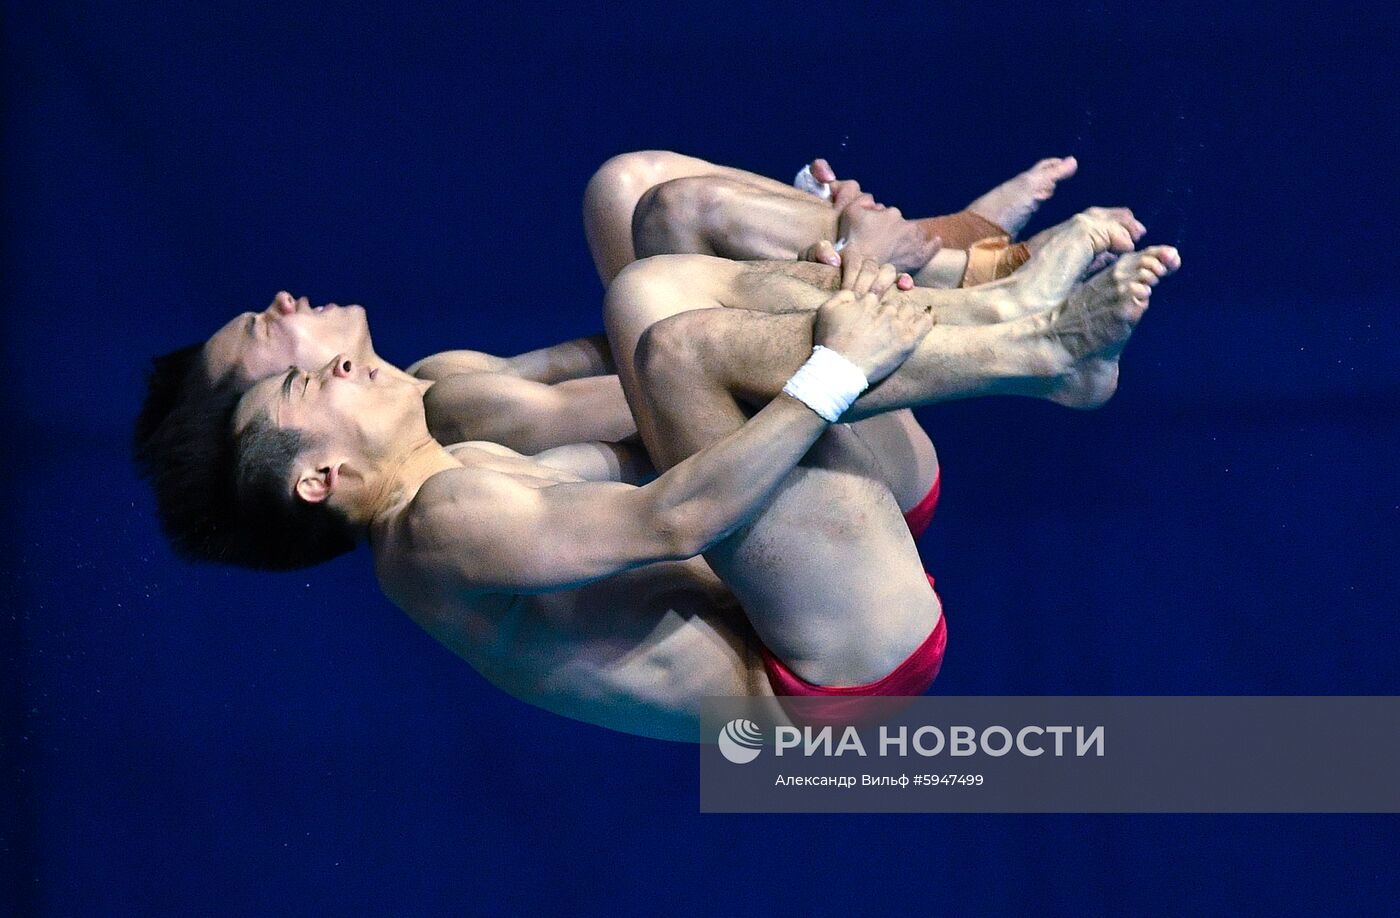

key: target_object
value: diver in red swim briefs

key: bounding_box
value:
[136,147,1175,738]
[138,200,1177,740]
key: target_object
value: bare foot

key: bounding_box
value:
[1037,245,1182,408]
[967,156,1079,237]
[1005,208,1144,316]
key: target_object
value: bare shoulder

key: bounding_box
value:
[401,466,530,555]
[444,439,527,461]
[424,371,549,407]
[423,373,561,446]
[407,349,505,379]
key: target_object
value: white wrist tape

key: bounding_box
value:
[793,164,832,201]
[782,345,869,423]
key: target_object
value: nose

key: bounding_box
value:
[327,354,354,379]
[270,291,296,316]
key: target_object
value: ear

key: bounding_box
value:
[294,463,341,504]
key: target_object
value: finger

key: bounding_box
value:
[896,272,915,291]
[832,180,863,208]
[851,258,881,296]
[841,255,862,291]
[817,289,857,316]
[871,262,899,298]
[803,240,842,268]
[811,158,836,184]
[846,192,878,212]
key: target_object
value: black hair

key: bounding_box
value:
[132,343,355,570]
[231,412,357,569]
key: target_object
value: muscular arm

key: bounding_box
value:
[530,440,655,484]
[413,394,833,593]
[423,372,636,454]
[409,334,614,384]
[413,278,931,593]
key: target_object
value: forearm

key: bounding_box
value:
[410,335,615,384]
[449,393,832,590]
[502,334,615,382]
[423,373,636,454]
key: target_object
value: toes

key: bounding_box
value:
[1138,255,1168,279]
[1108,224,1136,254]
[1127,281,1153,302]
[1106,208,1146,240]
[1140,245,1182,273]
[1034,155,1079,181]
[1119,211,1147,240]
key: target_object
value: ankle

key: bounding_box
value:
[1008,310,1075,380]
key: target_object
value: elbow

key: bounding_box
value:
[651,500,714,560]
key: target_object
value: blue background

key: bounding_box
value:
[4,1,1398,914]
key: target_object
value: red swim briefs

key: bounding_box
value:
[758,471,946,696]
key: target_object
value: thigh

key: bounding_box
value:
[702,425,942,687]
[608,257,941,516]
[847,411,939,513]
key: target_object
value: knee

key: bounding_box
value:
[634,310,713,391]
[604,253,723,334]
[604,255,687,344]
[632,176,732,253]
[585,151,687,209]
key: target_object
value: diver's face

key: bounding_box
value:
[203,291,374,389]
[235,352,429,463]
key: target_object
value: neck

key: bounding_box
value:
[362,434,460,529]
[369,354,434,396]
